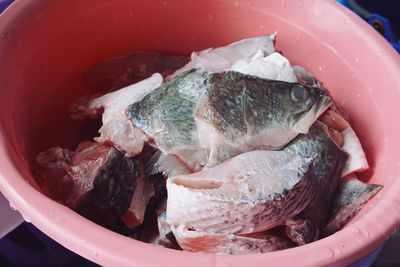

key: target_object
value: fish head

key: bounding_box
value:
[283,84,331,134]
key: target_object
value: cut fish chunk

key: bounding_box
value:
[37,142,141,228]
[341,127,369,176]
[195,71,331,167]
[128,69,331,170]
[166,150,315,235]
[172,225,293,254]
[320,108,369,176]
[81,74,163,156]
[128,70,210,171]
[172,34,276,76]
[284,122,348,245]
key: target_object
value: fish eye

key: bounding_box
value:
[291,85,309,102]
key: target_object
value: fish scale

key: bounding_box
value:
[129,70,208,155]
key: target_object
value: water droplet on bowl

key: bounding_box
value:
[281,0,286,8]
[208,14,215,22]
[361,230,371,238]
[298,1,303,7]
[21,213,31,223]
[327,248,336,260]
[9,202,17,211]
[234,1,240,7]
[354,57,360,63]
[162,1,169,6]
[334,249,342,256]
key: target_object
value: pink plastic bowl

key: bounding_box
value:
[0,0,400,266]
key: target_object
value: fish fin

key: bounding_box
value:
[323,179,383,236]
[145,151,191,177]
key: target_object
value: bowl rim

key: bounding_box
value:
[0,0,400,266]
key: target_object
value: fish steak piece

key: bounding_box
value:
[166,150,315,235]
[37,142,141,228]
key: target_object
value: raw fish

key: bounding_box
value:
[284,122,348,245]
[37,142,141,228]
[172,34,276,76]
[128,70,331,170]
[78,74,163,156]
[167,150,315,235]
[195,71,331,167]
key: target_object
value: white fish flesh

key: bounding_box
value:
[231,51,298,82]
[341,127,369,176]
[172,34,276,76]
[88,73,162,155]
[166,150,315,235]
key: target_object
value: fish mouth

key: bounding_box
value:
[291,95,332,134]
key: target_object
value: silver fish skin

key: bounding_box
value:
[128,69,331,171]
[128,69,210,171]
[283,121,348,245]
[166,150,315,235]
